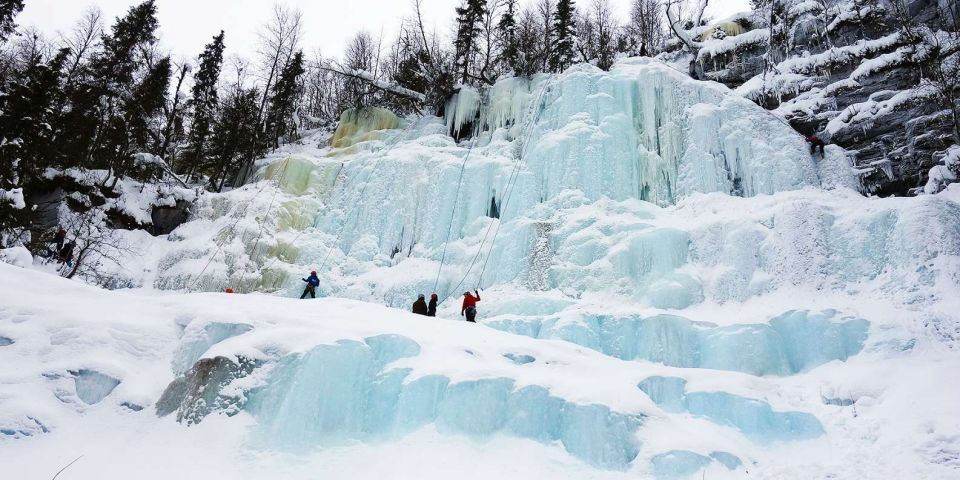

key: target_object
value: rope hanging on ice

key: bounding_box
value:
[189,178,276,293]
[432,138,477,293]
[437,80,552,305]
[234,161,292,293]
[315,122,418,274]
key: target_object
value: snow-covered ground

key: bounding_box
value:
[0,259,958,479]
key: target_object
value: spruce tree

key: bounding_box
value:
[453,0,488,84]
[58,0,161,174]
[0,48,68,188]
[0,48,67,237]
[550,0,576,72]
[208,88,260,191]
[0,0,24,42]
[182,31,226,179]
[497,0,520,75]
[263,50,305,149]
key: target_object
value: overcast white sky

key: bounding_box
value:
[19,0,750,60]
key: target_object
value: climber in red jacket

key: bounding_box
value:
[805,135,826,158]
[461,290,481,323]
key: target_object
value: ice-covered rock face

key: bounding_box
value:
[152,59,956,310]
[160,333,645,470]
[638,376,824,442]
[489,310,869,376]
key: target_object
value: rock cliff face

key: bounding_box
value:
[665,0,960,196]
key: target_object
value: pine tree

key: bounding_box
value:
[57,0,161,174]
[182,31,225,179]
[453,0,488,84]
[93,0,159,93]
[0,48,68,188]
[550,0,576,72]
[263,50,305,149]
[497,0,520,74]
[0,0,24,42]
[0,48,67,237]
[93,0,163,184]
[208,88,260,192]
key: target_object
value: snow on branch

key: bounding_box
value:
[320,66,427,103]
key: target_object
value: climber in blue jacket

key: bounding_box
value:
[300,271,320,299]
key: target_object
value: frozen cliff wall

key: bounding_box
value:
[666,0,960,196]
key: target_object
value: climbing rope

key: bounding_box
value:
[256,121,417,288]
[189,178,275,293]
[234,161,292,293]
[432,138,477,293]
[436,80,553,305]
[316,122,416,273]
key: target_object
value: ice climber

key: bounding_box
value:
[412,294,429,316]
[58,241,75,266]
[300,271,320,299]
[805,135,826,158]
[53,228,66,251]
[428,293,438,317]
[44,228,67,259]
[461,289,480,323]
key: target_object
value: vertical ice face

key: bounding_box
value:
[638,376,825,442]
[241,334,642,469]
[488,310,869,376]
[518,60,820,206]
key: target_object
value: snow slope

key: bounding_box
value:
[0,259,958,479]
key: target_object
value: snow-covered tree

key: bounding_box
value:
[550,0,576,72]
[453,0,489,84]
[263,50,305,149]
[182,31,225,180]
[0,0,24,42]
[497,0,520,74]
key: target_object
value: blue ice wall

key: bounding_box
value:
[638,376,824,442]
[489,310,869,376]
[244,334,642,469]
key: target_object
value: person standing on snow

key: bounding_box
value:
[427,293,438,317]
[300,271,320,299]
[461,289,480,323]
[412,294,428,316]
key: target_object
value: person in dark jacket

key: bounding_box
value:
[461,289,480,323]
[53,228,66,251]
[301,271,320,299]
[58,241,75,266]
[427,293,438,317]
[412,294,428,315]
[805,135,826,158]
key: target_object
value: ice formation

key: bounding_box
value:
[4,56,960,480]
[244,335,642,469]
[72,369,121,405]
[489,310,869,376]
